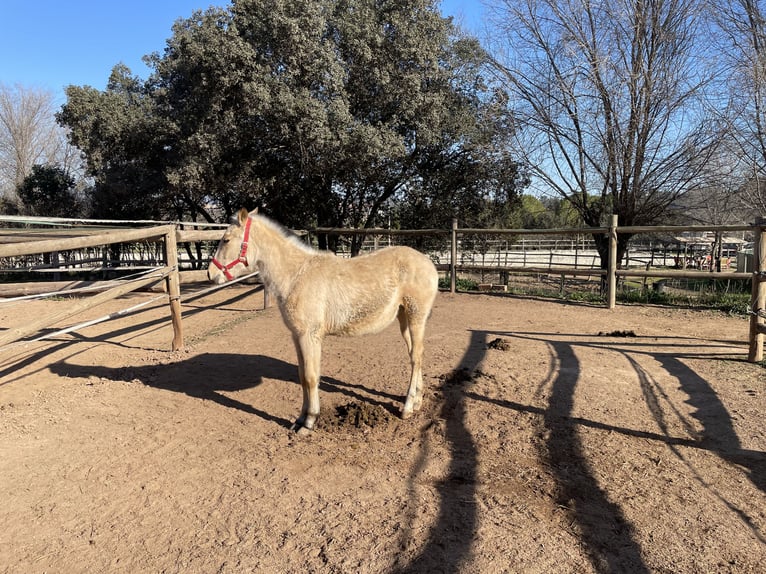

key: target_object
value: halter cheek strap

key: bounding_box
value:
[211,217,252,281]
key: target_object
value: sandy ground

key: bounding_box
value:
[0,285,764,573]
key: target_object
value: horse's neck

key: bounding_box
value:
[252,218,311,296]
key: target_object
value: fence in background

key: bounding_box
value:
[1,215,764,362]
[316,216,765,363]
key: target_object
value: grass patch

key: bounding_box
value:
[442,273,753,316]
[618,287,751,315]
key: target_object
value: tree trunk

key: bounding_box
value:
[350,234,366,257]
[592,231,632,294]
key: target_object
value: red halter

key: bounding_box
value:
[211,216,252,281]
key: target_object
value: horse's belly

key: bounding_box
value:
[329,298,399,336]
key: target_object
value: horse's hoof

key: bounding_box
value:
[291,416,315,436]
[400,409,413,420]
[290,416,307,432]
[295,425,314,437]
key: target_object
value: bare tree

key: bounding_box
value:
[710,0,766,216]
[487,0,717,271]
[0,83,75,206]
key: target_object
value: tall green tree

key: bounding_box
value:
[16,164,81,217]
[58,65,174,220]
[59,0,525,235]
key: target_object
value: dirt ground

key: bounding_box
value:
[0,285,764,573]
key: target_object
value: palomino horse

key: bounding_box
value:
[208,208,439,434]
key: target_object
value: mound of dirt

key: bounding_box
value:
[316,400,397,431]
[439,367,475,386]
[486,337,510,350]
[598,329,637,337]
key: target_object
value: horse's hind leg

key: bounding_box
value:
[397,305,413,355]
[399,308,426,419]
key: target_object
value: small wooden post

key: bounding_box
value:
[607,214,618,309]
[450,218,458,294]
[164,228,184,351]
[748,216,766,363]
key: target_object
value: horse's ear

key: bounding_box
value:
[251,207,259,215]
[238,208,249,226]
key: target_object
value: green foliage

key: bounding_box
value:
[617,286,751,315]
[16,165,81,217]
[57,66,173,220]
[564,290,605,304]
[502,276,751,314]
[438,275,480,291]
[57,0,526,229]
[506,195,583,229]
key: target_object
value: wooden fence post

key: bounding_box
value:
[164,227,184,351]
[450,218,458,294]
[748,216,766,363]
[607,214,618,309]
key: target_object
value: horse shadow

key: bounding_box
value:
[49,353,295,427]
[48,351,406,427]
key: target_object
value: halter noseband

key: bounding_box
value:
[211,217,252,281]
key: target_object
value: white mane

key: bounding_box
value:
[253,213,316,256]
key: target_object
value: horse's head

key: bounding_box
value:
[207,207,256,284]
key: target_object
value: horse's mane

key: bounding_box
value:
[253,213,316,255]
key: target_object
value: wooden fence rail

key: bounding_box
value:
[2,216,765,362]
[0,225,185,351]
[318,216,766,363]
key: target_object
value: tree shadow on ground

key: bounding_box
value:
[393,330,485,573]
[543,340,650,573]
[477,329,765,568]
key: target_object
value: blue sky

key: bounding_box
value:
[0,1,484,105]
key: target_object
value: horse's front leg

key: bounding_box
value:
[292,332,322,435]
[290,334,309,430]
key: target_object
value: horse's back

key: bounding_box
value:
[287,246,437,336]
[360,245,438,294]
[364,246,438,319]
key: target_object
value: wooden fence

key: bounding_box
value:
[0,225,199,351]
[317,216,766,363]
[1,216,764,362]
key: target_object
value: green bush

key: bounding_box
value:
[438,276,480,291]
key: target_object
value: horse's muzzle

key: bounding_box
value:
[207,266,224,284]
